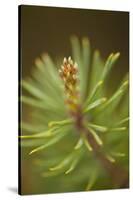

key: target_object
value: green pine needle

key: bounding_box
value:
[20,36,129,192]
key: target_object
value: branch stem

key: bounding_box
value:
[73,106,129,188]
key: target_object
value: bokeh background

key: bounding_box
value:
[20,5,129,194]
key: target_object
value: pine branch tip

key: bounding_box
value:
[98,80,104,86]
[29,150,34,155]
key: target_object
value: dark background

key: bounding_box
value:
[20,5,129,79]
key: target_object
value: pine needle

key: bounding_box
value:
[29,130,68,155]
[84,97,107,113]
[88,123,107,132]
[88,127,103,146]
[85,80,104,105]
[101,52,120,80]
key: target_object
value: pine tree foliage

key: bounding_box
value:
[20,36,129,193]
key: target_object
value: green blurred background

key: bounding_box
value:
[20,5,129,194]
